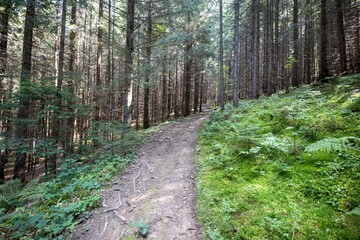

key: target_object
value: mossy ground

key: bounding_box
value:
[196,75,360,239]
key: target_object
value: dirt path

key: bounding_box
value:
[71,112,209,240]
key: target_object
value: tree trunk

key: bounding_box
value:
[14,0,36,182]
[161,58,167,121]
[304,0,314,84]
[123,0,135,127]
[233,0,239,107]
[268,0,274,94]
[50,0,67,175]
[319,0,329,81]
[292,0,299,86]
[252,0,260,99]
[95,0,104,121]
[66,0,76,154]
[167,70,171,119]
[219,0,225,110]
[174,52,180,118]
[0,1,12,182]
[143,0,152,129]
[184,43,192,116]
[335,0,347,73]
[193,62,200,113]
[0,0,11,85]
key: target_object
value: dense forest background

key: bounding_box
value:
[0,0,359,183]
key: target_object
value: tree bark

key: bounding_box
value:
[95,0,104,121]
[335,0,347,73]
[0,1,12,182]
[143,0,152,129]
[252,0,260,99]
[233,0,239,107]
[193,62,200,113]
[292,0,299,86]
[49,0,67,175]
[0,0,11,85]
[14,0,36,182]
[66,0,77,154]
[219,0,225,110]
[183,43,192,116]
[319,0,329,81]
[123,0,135,126]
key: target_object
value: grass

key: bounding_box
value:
[196,74,360,239]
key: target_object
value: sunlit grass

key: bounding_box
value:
[197,74,360,239]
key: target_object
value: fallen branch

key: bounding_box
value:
[114,210,128,223]
[143,160,154,174]
[133,170,141,194]
[103,192,122,213]
[102,215,108,235]
[102,198,107,207]
[119,230,125,239]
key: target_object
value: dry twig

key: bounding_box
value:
[143,160,154,173]
[114,210,128,223]
[133,170,141,194]
[103,192,122,213]
[102,215,108,235]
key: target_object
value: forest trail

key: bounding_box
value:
[71,112,209,240]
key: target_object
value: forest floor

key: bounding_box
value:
[71,112,209,240]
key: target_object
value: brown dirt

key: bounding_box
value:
[71,112,209,240]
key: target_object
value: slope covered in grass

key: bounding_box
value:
[196,75,360,239]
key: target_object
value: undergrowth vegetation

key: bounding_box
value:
[197,74,360,239]
[0,123,144,239]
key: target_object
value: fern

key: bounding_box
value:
[17,179,46,203]
[0,179,22,198]
[305,137,360,152]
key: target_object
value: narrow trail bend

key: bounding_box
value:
[71,112,209,240]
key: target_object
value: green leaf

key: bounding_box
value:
[140,226,148,236]
[346,207,360,216]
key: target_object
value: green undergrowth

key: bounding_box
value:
[0,123,145,239]
[196,74,360,240]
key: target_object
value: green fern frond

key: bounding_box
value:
[0,180,22,198]
[17,179,44,202]
[305,137,360,152]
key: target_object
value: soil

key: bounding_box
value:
[71,112,209,240]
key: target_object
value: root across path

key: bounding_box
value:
[71,112,209,240]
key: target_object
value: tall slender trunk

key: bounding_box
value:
[319,0,329,81]
[0,1,11,85]
[267,0,274,94]
[0,1,12,182]
[95,0,104,121]
[174,51,180,118]
[167,70,171,119]
[123,0,135,126]
[335,0,347,73]
[161,57,167,121]
[252,0,260,99]
[193,62,200,113]
[219,0,225,110]
[304,0,313,84]
[143,0,152,129]
[66,0,77,154]
[14,0,36,182]
[50,0,67,175]
[106,0,112,120]
[233,0,240,107]
[292,0,299,86]
[184,42,192,116]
